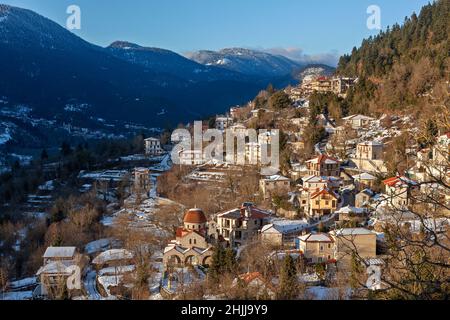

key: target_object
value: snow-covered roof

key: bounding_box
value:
[144,137,160,141]
[85,238,120,255]
[306,155,339,165]
[43,247,76,259]
[298,233,334,243]
[262,219,309,234]
[36,261,73,276]
[330,228,375,237]
[217,205,272,220]
[92,249,134,265]
[343,114,375,121]
[336,206,366,215]
[352,172,377,180]
[261,174,290,182]
[358,140,383,146]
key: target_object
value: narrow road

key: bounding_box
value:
[84,269,102,300]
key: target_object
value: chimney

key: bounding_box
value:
[241,202,253,218]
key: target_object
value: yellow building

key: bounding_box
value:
[308,188,338,219]
[329,228,377,269]
[297,233,335,264]
[259,175,291,199]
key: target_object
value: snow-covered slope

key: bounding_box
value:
[187,48,304,78]
[107,41,250,82]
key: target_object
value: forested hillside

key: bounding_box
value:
[336,0,449,118]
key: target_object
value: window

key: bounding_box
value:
[328,244,331,249]
[320,245,324,252]
[325,201,329,206]
[332,200,336,207]
[316,201,320,205]
[194,239,197,245]
[189,239,192,245]
[318,257,323,263]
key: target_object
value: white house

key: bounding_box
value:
[145,137,163,156]
[343,115,375,129]
[261,219,310,247]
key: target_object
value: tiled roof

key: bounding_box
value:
[43,247,76,259]
[382,176,418,187]
[310,188,338,199]
[306,154,339,165]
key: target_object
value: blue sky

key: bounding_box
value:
[2,0,431,65]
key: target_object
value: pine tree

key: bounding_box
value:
[40,149,49,162]
[278,254,298,299]
[208,245,226,283]
[224,247,237,274]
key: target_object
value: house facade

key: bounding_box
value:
[383,176,418,208]
[308,188,339,219]
[354,141,387,173]
[297,233,335,264]
[306,155,340,177]
[259,175,291,199]
[215,115,233,131]
[36,247,80,298]
[216,203,272,247]
[343,114,375,129]
[261,220,310,247]
[329,228,377,268]
[145,137,163,156]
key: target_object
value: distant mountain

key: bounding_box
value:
[0,4,335,157]
[0,5,272,132]
[107,41,250,83]
[187,48,304,78]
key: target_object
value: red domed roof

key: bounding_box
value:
[184,208,207,224]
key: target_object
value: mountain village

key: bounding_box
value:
[1,72,448,301]
[0,0,448,302]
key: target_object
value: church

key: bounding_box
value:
[162,208,214,269]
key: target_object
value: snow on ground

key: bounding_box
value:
[78,169,129,182]
[85,238,121,255]
[38,180,55,191]
[8,277,36,290]
[107,196,180,237]
[305,286,351,300]
[98,265,136,276]
[149,293,164,300]
[298,273,322,285]
[0,131,11,145]
[98,275,123,296]
[10,153,33,166]
[92,249,134,265]
[161,266,206,295]
[0,291,33,300]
